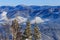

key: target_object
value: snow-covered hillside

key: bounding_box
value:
[0,5,60,40]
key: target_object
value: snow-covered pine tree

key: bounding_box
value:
[23,19,32,40]
[33,23,41,40]
[10,19,22,40]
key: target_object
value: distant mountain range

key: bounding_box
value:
[0,5,60,19]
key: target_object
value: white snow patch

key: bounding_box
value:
[26,39,29,40]
[0,11,8,21]
[15,16,27,23]
[31,17,44,24]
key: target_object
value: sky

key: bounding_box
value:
[0,0,60,6]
